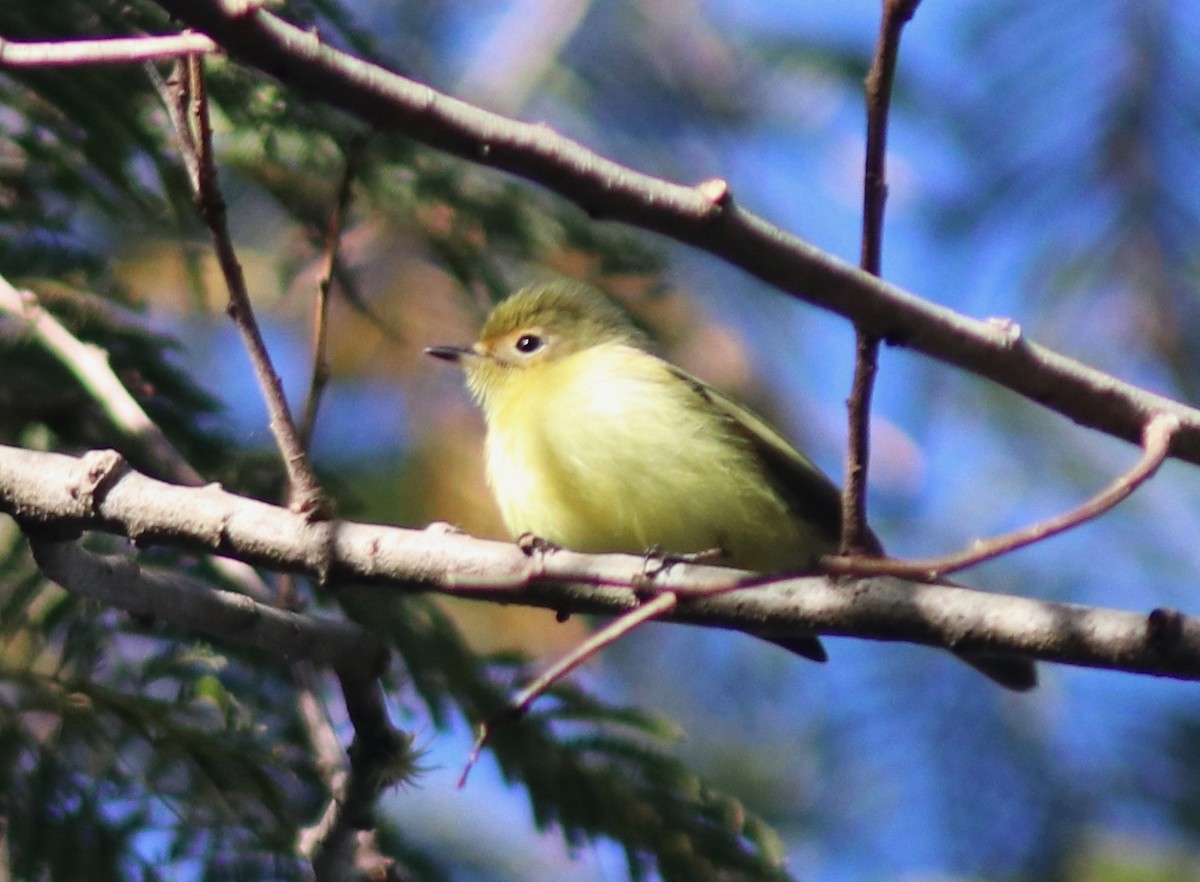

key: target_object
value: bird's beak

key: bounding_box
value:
[424,344,475,363]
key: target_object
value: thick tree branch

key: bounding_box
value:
[27,536,384,676]
[137,0,1200,468]
[4,443,1200,681]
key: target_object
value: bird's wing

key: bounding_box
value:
[665,363,857,552]
[666,365,1035,689]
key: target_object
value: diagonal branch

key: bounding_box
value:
[5,443,1200,682]
[144,0,1200,469]
[460,590,679,786]
[154,54,329,517]
[0,276,203,484]
[0,273,284,604]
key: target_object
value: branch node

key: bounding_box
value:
[218,0,267,16]
[517,532,560,571]
[985,316,1023,348]
[71,449,128,513]
[300,519,338,585]
[1148,607,1186,652]
[1145,412,1182,450]
[694,177,732,213]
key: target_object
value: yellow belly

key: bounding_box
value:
[482,344,830,572]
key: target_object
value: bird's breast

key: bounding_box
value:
[482,344,822,570]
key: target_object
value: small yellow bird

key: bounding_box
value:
[428,280,1035,690]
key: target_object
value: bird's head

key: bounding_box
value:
[426,281,644,410]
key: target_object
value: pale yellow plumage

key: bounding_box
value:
[426,280,1036,690]
[435,281,841,570]
[483,339,830,570]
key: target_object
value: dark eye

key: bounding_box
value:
[515,334,543,354]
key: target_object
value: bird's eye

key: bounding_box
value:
[515,334,543,354]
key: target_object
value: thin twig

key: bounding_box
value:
[299,137,366,449]
[149,59,202,190]
[0,276,203,484]
[276,135,408,879]
[163,55,328,516]
[0,33,217,67]
[861,0,922,277]
[842,333,879,553]
[841,0,922,554]
[824,413,1181,580]
[459,591,678,786]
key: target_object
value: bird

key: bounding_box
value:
[427,279,1036,690]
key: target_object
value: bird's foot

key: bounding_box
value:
[517,532,560,556]
[640,545,725,580]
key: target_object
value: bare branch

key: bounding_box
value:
[27,536,384,676]
[5,444,1200,681]
[0,276,203,484]
[842,332,880,554]
[825,412,1181,580]
[860,0,922,277]
[299,138,366,450]
[841,0,922,554]
[506,591,679,716]
[158,55,329,516]
[0,273,280,603]
[0,33,217,67]
[300,664,412,882]
[280,136,404,879]
[461,590,679,786]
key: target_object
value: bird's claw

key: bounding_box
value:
[641,545,724,580]
[517,532,560,556]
